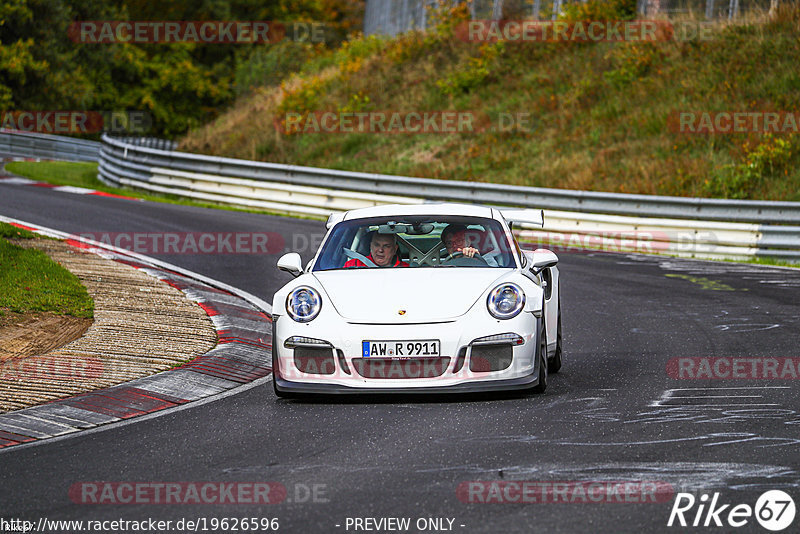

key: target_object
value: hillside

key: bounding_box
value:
[180,2,800,201]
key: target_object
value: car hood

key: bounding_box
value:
[313,268,511,323]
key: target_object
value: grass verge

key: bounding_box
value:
[0,222,94,318]
[4,161,99,189]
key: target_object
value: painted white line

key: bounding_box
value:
[650,386,790,407]
[52,185,95,194]
[667,395,764,399]
[662,403,780,407]
[0,177,36,185]
[667,386,791,392]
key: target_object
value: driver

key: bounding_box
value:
[441,224,480,258]
[344,232,409,268]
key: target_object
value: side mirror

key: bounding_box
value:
[528,249,558,275]
[277,252,303,277]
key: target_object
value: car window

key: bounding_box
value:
[312,216,518,271]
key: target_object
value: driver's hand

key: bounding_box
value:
[460,247,479,258]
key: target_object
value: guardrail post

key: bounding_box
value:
[728,0,739,19]
[706,0,715,19]
[551,0,562,20]
[491,0,504,19]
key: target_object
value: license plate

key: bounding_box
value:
[362,340,440,358]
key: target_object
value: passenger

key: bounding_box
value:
[344,232,409,268]
[441,224,480,258]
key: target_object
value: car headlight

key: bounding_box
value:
[487,283,525,320]
[286,286,322,322]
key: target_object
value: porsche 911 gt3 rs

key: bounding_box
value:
[271,203,562,396]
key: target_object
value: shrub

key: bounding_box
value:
[437,41,505,95]
[603,42,663,88]
[704,134,796,198]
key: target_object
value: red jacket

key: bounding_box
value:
[344,255,409,268]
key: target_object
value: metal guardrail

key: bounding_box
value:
[99,135,800,224]
[0,130,100,162]
[97,134,800,262]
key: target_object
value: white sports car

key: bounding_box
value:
[271,203,562,396]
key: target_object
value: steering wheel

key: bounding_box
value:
[442,250,487,265]
[444,250,466,261]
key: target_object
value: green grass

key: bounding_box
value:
[0,223,94,318]
[0,223,36,240]
[5,161,99,189]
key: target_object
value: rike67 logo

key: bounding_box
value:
[668,490,796,531]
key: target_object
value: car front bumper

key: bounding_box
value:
[271,312,542,394]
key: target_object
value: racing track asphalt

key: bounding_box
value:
[1,182,799,533]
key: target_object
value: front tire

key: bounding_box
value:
[531,318,548,394]
[548,295,563,374]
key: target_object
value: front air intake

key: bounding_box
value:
[469,344,513,372]
[294,347,336,375]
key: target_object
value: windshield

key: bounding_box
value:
[312,216,518,271]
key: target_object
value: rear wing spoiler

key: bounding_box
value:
[499,208,545,228]
[327,208,544,229]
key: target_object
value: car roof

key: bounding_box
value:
[340,203,498,222]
